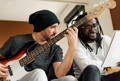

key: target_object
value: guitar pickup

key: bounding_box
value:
[8,65,13,76]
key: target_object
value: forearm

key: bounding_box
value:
[55,27,78,78]
[55,48,75,78]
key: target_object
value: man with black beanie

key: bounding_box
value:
[0,10,78,81]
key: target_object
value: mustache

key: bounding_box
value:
[51,33,56,37]
[88,32,96,34]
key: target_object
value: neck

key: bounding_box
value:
[32,32,46,44]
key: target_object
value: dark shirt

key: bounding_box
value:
[0,34,63,74]
[25,42,63,73]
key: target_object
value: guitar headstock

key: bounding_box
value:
[87,0,116,20]
[106,0,116,9]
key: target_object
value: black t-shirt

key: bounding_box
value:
[25,42,63,73]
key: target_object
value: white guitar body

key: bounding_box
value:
[6,56,28,81]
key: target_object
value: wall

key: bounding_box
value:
[110,0,120,30]
[0,21,33,47]
[98,9,114,36]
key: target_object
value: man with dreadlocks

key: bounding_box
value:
[73,13,120,81]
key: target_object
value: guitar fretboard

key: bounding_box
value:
[19,16,88,66]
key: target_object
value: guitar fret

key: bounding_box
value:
[23,57,28,65]
[36,46,43,52]
[31,49,38,56]
[28,54,34,60]
[42,44,48,50]
[45,43,50,48]
[28,51,35,60]
[24,55,34,65]
[48,40,54,46]
[19,59,23,66]
[33,48,39,55]
[19,58,26,66]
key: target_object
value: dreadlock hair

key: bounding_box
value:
[75,13,103,54]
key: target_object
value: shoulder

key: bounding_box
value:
[77,39,86,50]
[76,39,87,54]
[101,35,111,45]
[8,34,33,44]
[12,34,32,41]
[102,35,111,41]
[52,44,63,52]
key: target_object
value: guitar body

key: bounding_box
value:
[0,49,28,81]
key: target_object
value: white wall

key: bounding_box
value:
[98,9,114,36]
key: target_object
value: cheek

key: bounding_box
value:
[49,31,53,35]
[48,31,54,36]
[50,29,55,34]
[83,30,89,35]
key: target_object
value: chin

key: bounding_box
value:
[89,35,96,39]
[91,36,96,39]
[89,37,96,42]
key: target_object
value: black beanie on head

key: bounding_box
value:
[29,10,60,32]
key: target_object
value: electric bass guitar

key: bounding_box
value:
[0,0,116,81]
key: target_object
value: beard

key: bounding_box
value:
[44,33,56,41]
[86,36,96,42]
[78,32,97,43]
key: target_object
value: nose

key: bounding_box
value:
[54,27,58,34]
[52,28,57,36]
[89,28,96,32]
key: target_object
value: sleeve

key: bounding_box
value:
[100,35,112,59]
[102,35,111,46]
[52,45,63,63]
[0,37,15,58]
[74,40,103,72]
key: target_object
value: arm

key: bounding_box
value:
[53,27,78,78]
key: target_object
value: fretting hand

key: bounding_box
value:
[65,27,78,50]
[0,63,8,78]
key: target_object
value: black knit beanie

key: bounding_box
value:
[29,10,60,32]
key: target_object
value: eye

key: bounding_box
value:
[50,26,56,29]
[92,24,97,27]
[86,25,92,28]
[83,25,92,29]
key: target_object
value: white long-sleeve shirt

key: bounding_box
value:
[73,35,111,78]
